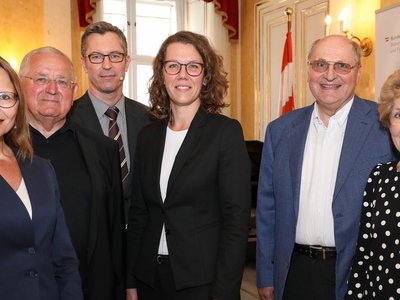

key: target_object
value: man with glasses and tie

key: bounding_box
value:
[20,46,125,300]
[256,35,395,300]
[71,21,153,224]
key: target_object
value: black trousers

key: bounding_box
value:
[282,251,336,300]
[137,257,212,300]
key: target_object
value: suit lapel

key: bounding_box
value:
[288,106,314,217]
[73,92,104,134]
[74,128,101,262]
[125,99,140,162]
[164,108,207,204]
[152,122,167,205]
[333,98,373,199]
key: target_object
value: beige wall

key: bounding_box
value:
[237,0,259,140]
[0,1,45,70]
[0,0,85,96]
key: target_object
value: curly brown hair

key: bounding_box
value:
[148,31,229,119]
[0,56,33,161]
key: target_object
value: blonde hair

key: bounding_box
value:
[378,69,400,128]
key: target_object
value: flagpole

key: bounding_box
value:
[284,7,293,33]
[279,7,295,115]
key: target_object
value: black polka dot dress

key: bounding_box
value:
[346,161,400,299]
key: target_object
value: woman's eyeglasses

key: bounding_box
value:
[0,91,18,108]
[163,61,204,77]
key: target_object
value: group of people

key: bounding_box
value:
[256,34,400,300]
[2,19,400,300]
[0,21,250,300]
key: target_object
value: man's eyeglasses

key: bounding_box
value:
[163,60,204,77]
[23,76,76,89]
[85,52,126,64]
[307,59,358,75]
[0,91,18,108]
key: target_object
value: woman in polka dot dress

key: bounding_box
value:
[346,69,400,299]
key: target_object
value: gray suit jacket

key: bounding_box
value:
[71,92,153,221]
[256,96,395,300]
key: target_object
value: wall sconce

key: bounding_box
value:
[338,7,373,57]
[324,15,331,36]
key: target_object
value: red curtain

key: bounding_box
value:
[77,0,97,27]
[203,0,239,40]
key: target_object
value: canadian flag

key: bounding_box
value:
[279,31,295,115]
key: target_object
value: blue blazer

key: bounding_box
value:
[0,155,82,300]
[256,97,395,300]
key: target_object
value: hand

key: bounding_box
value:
[258,286,274,300]
[126,288,138,300]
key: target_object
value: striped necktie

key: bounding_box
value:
[105,107,129,184]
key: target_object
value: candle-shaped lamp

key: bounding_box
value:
[325,15,331,36]
[338,12,344,34]
[342,6,349,33]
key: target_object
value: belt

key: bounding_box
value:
[156,255,169,264]
[293,243,336,260]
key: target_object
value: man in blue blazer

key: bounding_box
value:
[256,35,395,300]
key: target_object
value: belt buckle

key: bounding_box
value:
[310,245,325,260]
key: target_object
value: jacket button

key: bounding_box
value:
[28,247,35,255]
[28,270,38,277]
[165,229,170,235]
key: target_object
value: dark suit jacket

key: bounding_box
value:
[126,108,251,300]
[0,155,83,300]
[256,97,396,300]
[30,122,125,300]
[71,92,153,221]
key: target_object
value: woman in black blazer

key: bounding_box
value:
[0,57,82,299]
[126,31,251,300]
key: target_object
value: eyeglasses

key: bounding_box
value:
[307,59,359,75]
[163,60,204,77]
[23,76,75,89]
[85,52,126,64]
[0,91,18,108]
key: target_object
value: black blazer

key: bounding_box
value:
[71,92,153,221]
[31,122,125,300]
[126,108,251,300]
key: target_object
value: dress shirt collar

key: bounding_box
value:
[312,97,354,129]
[88,91,126,119]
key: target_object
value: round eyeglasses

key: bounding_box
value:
[85,52,126,64]
[23,76,76,89]
[0,91,18,108]
[163,60,204,77]
[308,59,359,75]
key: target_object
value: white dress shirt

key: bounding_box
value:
[295,99,353,246]
[158,127,188,255]
[16,178,32,220]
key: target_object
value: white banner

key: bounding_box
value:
[375,3,400,101]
